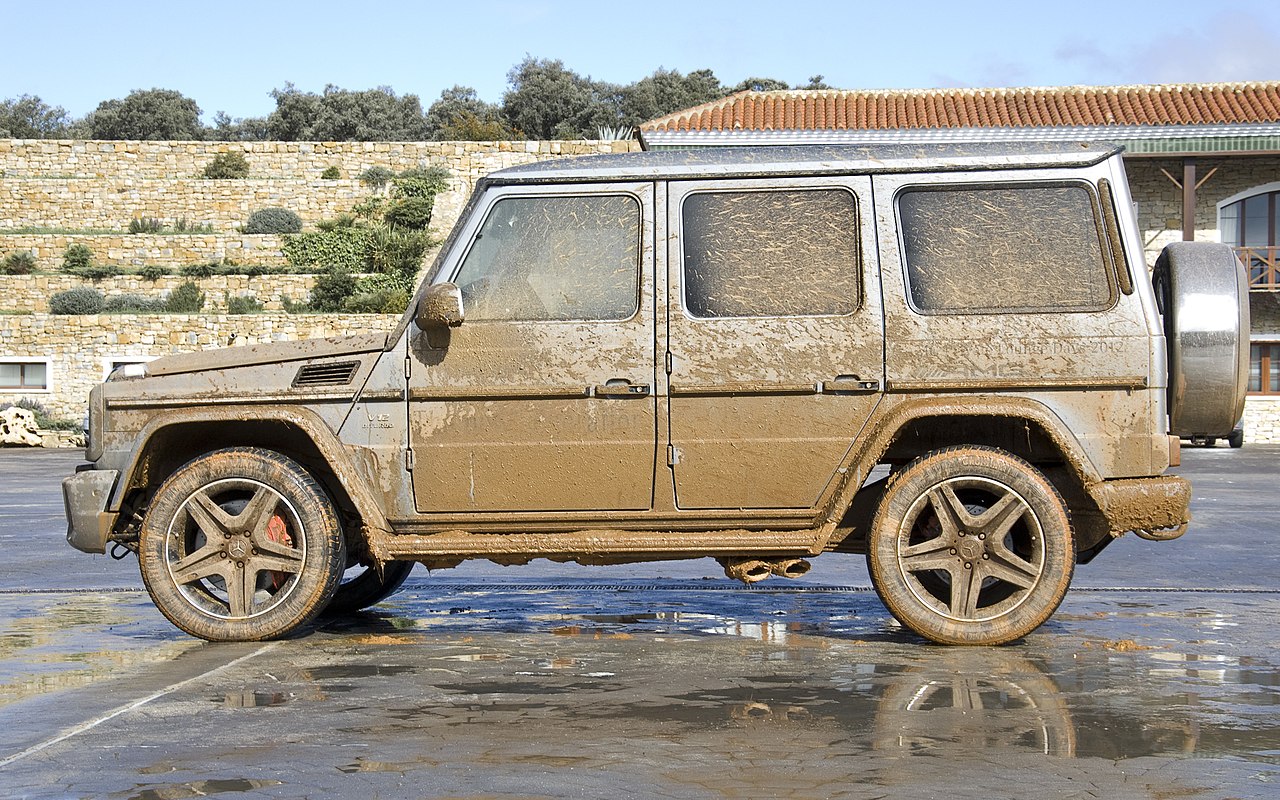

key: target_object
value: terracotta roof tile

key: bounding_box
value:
[641,82,1280,132]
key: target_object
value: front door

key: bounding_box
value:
[666,177,883,509]
[408,183,657,514]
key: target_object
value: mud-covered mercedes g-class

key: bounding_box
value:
[63,143,1248,645]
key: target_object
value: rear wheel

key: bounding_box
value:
[867,446,1074,645]
[1229,429,1244,449]
[139,448,345,642]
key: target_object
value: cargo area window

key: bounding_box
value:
[454,194,641,322]
[681,188,860,318]
[897,184,1114,313]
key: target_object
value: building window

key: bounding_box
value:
[1249,342,1280,395]
[0,361,49,391]
[1221,189,1280,287]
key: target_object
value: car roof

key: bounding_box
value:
[483,142,1121,185]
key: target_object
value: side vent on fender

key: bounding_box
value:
[293,361,359,388]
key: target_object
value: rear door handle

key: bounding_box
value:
[594,379,651,397]
[823,375,880,393]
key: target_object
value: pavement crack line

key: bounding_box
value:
[0,642,278,770]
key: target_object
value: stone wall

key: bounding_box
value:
[2,273,324,312]
[1243,397,1280,444]
[0,312,399,419]
[0,233,286,268]
[0,140,639,237]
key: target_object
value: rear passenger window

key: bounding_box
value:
[897,184,1113,313]
[681,188,860,318]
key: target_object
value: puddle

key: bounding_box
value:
[216,691,292,708]
[119,779,283,799]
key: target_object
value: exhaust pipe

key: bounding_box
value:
[769,558,811,579]
[720,558,773,584]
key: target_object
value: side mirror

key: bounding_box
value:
[415,282,465,349]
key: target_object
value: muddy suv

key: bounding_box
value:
[63,143,1248,645]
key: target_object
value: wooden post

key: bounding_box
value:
[1182,157,1197,241]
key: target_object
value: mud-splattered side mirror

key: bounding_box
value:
[415,282,465,348]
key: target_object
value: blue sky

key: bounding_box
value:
[4,0,1279,123]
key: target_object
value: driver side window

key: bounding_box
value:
[453,193,641,322]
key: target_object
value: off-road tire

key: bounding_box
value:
[867,446,1075,646]
[325,560,415,615]
[139,448,346,642]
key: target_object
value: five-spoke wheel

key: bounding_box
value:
[868,446,1074,645]
[139,448,346,641]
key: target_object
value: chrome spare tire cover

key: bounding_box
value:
[1152,242,1249,437]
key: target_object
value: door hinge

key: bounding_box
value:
[665,351,673,374]
[666,444,679,466]
[404,448,414,471]
[404,355,411,379]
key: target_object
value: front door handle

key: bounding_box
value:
[595,379,651,397]
[823,375,880,393]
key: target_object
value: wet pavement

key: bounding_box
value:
[1,446,1278,798]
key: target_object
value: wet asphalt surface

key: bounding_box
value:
[0,446,1278,799]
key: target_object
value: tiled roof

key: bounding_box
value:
[641,83,1280,133]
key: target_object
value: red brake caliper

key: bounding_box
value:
[266,514,293,590]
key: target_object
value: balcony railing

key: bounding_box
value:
[1237,246,1280,290]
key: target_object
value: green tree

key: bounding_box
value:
[85,88,204,140]
[619,68,725,128]
[266,83,428,141]
[501,57,622,139]
[728,77,791,93]
[425,86,499,139]
[803,75,835,90]
[211,111,268,141]
[0,95,71,138]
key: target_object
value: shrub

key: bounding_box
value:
[366,226,432,282]
[282,227,371,272]
[315,214,357,232]
[103,293,167,313]
[202,151,250,179]
[244,207,302,235]
[165,281,205,313]
[384,196,434,230]
[352,196,389,223]
[309,267,357,312]
[173,217,214,233]
[7,399,79,431]
[180,261,218,278]
[128,217,164,234]
[392,165,450,199]
[281,296,310,313]
[359,166,394,189]
[226,294,264,314]
[321,166,341,180]
[346,273,411,314]
[61,243,93,273]
[2,251,37,275]
[139,264,169,281]
[49,287,105,314]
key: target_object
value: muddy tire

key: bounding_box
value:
[139,448,346,642]
[325,560,415,615]
[867,446,1074,646]
[1229,428,1244,449]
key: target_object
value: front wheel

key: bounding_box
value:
[139,448,346,642]
[325,560,415,615]
[867,446,1075,646]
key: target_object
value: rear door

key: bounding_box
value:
[665,177,884,509]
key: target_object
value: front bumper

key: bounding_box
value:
[1088,475,1192,541]
[62,469,119,554]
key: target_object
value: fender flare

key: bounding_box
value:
[112,405,392,536]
